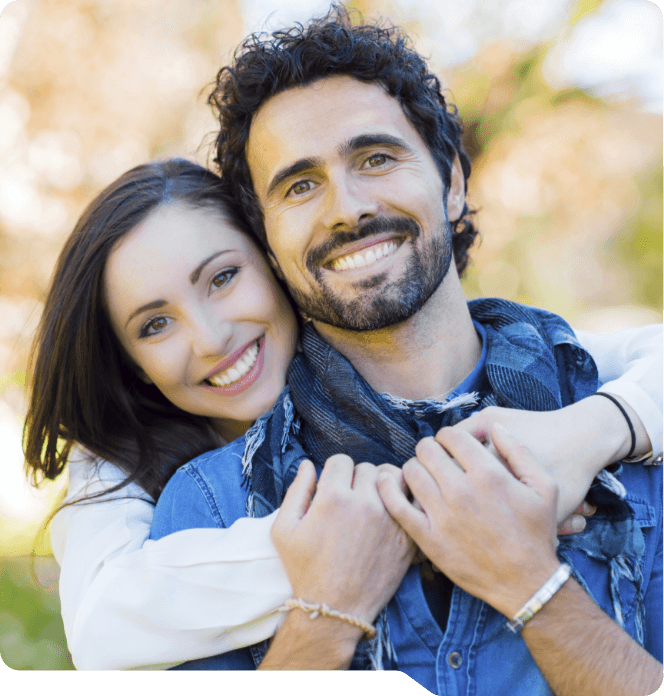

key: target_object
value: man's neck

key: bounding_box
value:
[312,273,482,401]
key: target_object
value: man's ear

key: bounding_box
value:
[446,154,466,223]
[267,250,286,281]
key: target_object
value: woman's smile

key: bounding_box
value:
[202,336,264,393]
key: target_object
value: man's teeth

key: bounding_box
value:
[206,340,259,387]
[330,240,399,271]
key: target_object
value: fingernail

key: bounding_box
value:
[572,516,585,532]
[494,423,509,435]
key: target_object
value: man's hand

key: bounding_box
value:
[271,457,415,625]
[450,396,644,524]
[377,425,561,619]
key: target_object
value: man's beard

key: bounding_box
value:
[284,215,454,332]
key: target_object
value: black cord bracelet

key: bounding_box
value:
[594,392,636,460]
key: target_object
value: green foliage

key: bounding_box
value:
[0,557,74,670]
[610,165,664,309]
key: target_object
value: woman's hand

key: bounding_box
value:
[449,397,637,524]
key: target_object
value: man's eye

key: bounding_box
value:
[140,316,171,338]
[211,268,239,290]
[287,180,313,197]
[365,154,390,168]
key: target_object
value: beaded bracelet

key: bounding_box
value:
[506,564,572,633]
[278,598,377,640]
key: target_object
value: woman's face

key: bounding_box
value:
[104,203,298,439]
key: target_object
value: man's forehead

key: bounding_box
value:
[246,75,416,191]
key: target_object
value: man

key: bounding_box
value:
[151,7,662,693]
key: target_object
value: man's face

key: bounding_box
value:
[247,75,464,331]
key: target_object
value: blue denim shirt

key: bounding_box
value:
[151,434,662,692]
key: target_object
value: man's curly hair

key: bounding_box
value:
[209,4,479,276]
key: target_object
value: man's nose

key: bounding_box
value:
[321,173,379,231]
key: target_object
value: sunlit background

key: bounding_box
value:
[0,0,661,670]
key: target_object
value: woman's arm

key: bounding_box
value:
[455,324,663,523]
[577,324,662,459]
[52,454,290,670]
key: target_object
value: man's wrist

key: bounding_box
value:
[490,556,562,620]
[260,607,364,670]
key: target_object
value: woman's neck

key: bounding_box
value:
[211,418,254,445]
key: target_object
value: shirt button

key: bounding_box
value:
[448,651,463,669]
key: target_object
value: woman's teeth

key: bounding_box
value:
[205,340,260,387]
[329,240,399,271]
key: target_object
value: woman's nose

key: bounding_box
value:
[191,314,234,360]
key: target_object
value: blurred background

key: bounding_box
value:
[0,0,661,670]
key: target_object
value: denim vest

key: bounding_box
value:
[151,312,662,691]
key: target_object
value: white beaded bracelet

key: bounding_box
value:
[506,564,572,633]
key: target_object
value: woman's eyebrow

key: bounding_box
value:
[124,250,237,329]
[189,250,233,284]
[125,300,168,329]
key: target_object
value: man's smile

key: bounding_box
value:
[327,237,403,272]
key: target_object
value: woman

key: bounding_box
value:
[24,159,662,670]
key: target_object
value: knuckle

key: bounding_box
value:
[326,453,354,467]
[512,442,534,459]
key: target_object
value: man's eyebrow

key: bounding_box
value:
[266,157,322,200]
[125,300,168,330]
[340,133,411,156]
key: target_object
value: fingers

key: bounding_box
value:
[318,453,355,491]
[377,469,428,538]
[450,410,490,441]
[556,501,596,536]
[352,461,380,491]
[273,459,317,532]
[405,442,455,511]
[433,428,505,477]
[557,514,587,535]
[489,424,555,495]
[576,501,597,517]
[374,463,407,495]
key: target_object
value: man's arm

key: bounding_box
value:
[377,426,662,696]
[263,458,414,670]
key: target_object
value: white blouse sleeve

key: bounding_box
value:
[575,323,662,459]
[51,452,289,670]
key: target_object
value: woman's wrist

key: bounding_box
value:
[592,392,651,461]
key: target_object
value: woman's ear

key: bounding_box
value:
[136,368,153,385]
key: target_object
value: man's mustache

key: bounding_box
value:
[306,216,420,273]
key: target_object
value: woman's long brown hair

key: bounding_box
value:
[23,159,250,502]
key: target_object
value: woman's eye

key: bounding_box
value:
[140,316,171,338]
[211,268,239,290]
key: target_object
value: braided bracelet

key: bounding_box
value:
[594,392,636,460]
[278,598,377,640]
[506,564,572,633]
